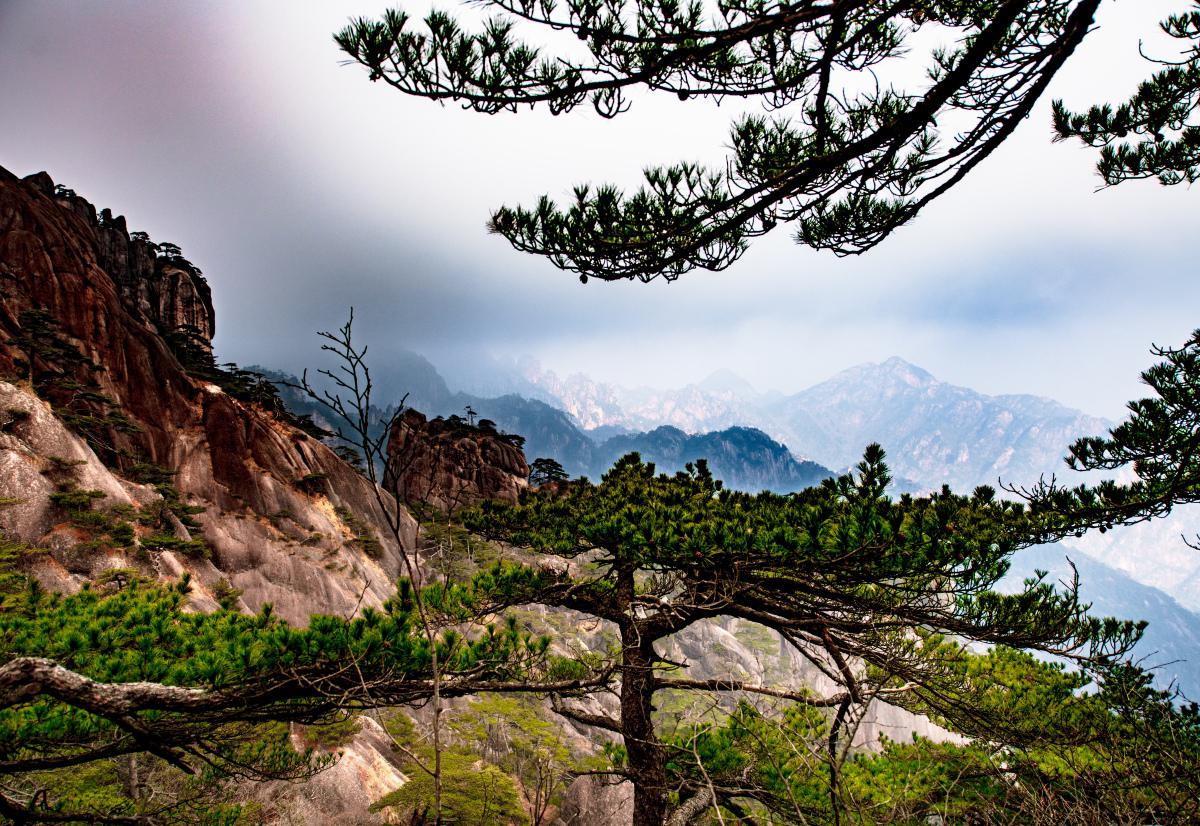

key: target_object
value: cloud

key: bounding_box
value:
[0,0,1195,420]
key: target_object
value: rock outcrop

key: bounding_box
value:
[385,408,529,510]
[0,166,421,823]
[0,165,416,621]
[20,172,215,349]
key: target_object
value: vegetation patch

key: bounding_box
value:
[164,326,332,440]
[371,749,528,826]
[140,533,211,558]
[297,714,362,751]
[48,484,105,512]
[211,577,243,610]
[335,505,384,560]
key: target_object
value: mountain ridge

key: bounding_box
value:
[324,347,1200,617]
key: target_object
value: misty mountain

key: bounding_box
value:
[258,359,834,494]
[523,356,1112,491]
[254,362,596,478]
[519,361,762,433]
[767,357,1113,491]
[588,425,832,492]
[1006,545,1200,697]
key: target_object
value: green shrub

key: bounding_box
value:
[123,462,177,485]
[371,750,528,826]
[49,485,105,511]
[298,714,362,751]
[141,534,210,558]
[69,509,116,531]
[336,506,384,560]
[211,577,243,610]
[108,521,136,547]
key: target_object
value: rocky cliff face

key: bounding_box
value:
[386,408,529,511]
[0,166,422,619]
[0,166,425,823]
[20,172,215,352]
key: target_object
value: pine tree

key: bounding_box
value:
[335,1,1106,282]
[0,570,591,823]
[464,448,1142,825]
[528,457,569,487]
[1054,4,1200,185]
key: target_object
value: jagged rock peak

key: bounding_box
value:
[385,408,529,511]
[18,168,215,352]
[858,356,937,386]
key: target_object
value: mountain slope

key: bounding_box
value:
[592,425,831,492]
[766,357,1111,490]
[1006,545,1200,697]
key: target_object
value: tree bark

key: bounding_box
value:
[609,565,669,826]
[665,786,714,826]
[622,634,666,826]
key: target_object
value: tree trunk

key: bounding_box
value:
[621,630,667,826]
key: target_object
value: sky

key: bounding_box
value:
[1,0,1196,419]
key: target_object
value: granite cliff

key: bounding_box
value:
[386,408,529,510]
[0,166,419,623]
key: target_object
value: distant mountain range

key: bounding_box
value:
[256,358,834,495]
[515,356,1113,491]
[263,348,1200,695]
[591,425,829,493]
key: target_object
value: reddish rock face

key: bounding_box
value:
[0,165,415,622]
[0,165,536,823]
[386,408,529,511]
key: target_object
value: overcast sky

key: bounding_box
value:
[1,0,1196,419]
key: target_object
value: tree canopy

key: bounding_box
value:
[464,446,1146,824]
[337,0,1134,282]
[1054,4,1200,185]
[1020,328,1200,546]
[0,566,596,824]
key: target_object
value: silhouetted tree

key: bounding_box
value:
[1055,4,1200,185]
[528,457,568,486]
[337,1,1107,282]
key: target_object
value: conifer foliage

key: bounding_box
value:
[0,573,555,823]
[336,1,1105,281]
[1020,328,1200,545]
[1054,3,1200,185]
[465,447,1143,824]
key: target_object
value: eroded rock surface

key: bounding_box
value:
[386,408,529,511]
[0,166,417,623]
